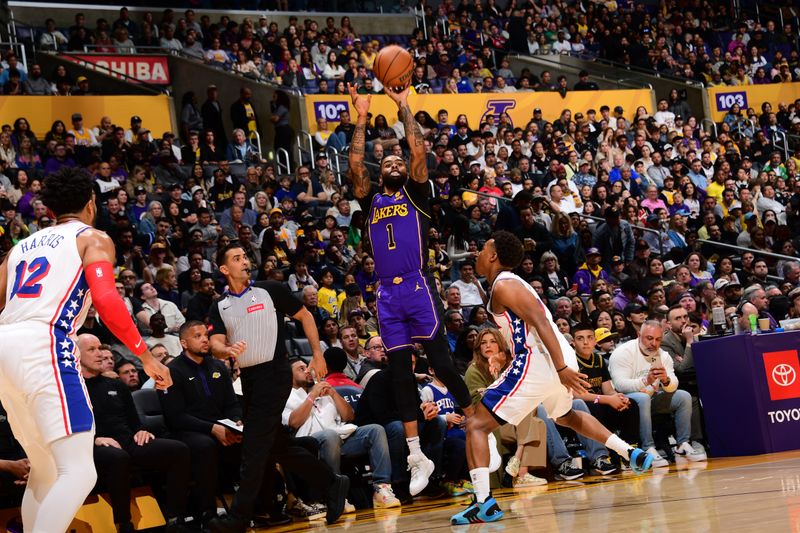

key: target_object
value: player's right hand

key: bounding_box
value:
[558,367,591,396]
[142,354,173,391]
[347,83,371,116]
[384,85,410,106]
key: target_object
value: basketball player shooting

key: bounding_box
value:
[450,231,653,525]
[0,168,172,532]
[348,83,476,496]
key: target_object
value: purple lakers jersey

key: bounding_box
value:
[366,180,430,279]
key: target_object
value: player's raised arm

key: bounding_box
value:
[493,279,590,395]
[385,86,427,183]
[347,83,372,199]
[79,229,172,390]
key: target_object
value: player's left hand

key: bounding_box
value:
[309,352,328,380]
[558,367,591,396]
[142,352,173,391]
[134,430,155,446]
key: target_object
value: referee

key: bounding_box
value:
[207,243,337,532]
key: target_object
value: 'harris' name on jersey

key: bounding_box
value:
[371,203,409,224]
[19,233,64,254]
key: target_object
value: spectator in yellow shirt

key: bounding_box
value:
[317,268,340,319]
[705,169,727,201]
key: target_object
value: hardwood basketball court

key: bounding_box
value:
[263,451,800,532]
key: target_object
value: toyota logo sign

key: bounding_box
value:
[763,351,800,401]
[772,364,797,387]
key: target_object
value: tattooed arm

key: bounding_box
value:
[346,83,372,199]
[386,86,428,184]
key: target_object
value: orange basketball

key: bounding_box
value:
[373,45,414,90]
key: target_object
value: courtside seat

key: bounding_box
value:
[291,337,313,358]
[132,388,168,437]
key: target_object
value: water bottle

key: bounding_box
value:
[574,450,586,471]
[749,314,758,334]
[731,314,740,335]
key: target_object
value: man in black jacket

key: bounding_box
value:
[162,321,347,531]
[186,277,217,322]
[78,334,190,533]
[159,322,246,522]
[201,84,227,146]
[494,190,533,234]
[518,207,552,265]
[230,87,260,137]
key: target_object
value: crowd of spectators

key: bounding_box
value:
[0,54,100,96]
[0,1,798,529]
[429,0,800,88]
[30,1,800,96]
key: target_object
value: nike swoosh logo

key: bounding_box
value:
[135,340,142,348]
[188,377,195,381]
[222,306,231,310]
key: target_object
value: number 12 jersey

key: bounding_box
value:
[1,220,93,332]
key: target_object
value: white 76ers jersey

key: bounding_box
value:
[488,271,578,372]
[0,220,94,332]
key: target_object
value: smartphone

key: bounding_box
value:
[571,283,578,292]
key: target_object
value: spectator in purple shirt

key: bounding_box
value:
[43,143,77,174]
[573,248,610,295]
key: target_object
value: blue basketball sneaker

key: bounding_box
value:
[629,448,654,474]
[450,495,504,525]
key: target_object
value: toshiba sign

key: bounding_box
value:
[63,55,171,85]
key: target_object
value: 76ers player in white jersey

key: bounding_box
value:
[451,232,652,525]
[0,168,171,532]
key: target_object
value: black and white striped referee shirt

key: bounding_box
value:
[207,281,303,368]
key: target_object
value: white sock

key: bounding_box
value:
[605,434,631,461]
[469,467,490,503]
[407,436,422,455]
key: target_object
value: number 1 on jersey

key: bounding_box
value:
[10,257,51,299]
[386,223,396,250]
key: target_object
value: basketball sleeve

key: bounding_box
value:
[403,180,432,217]
[357,189,375,214]
[85,261,147,356]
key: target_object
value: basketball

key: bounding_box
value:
[373,45,414,90]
